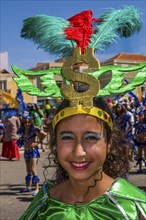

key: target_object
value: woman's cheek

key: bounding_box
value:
[92,144,107,160]
[57,144,71,159]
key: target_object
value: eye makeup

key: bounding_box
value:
[84,132,103,140]
[59,131,74,140]
[58,131,103,141]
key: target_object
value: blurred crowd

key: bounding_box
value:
[106,95,146,173]
[0,95,146,173]
[0,100,57,146]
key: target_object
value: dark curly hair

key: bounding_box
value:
[44,97,129,184]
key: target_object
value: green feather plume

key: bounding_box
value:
[89,5,142,51]
[20,6,142,57]
[21,15,76,57]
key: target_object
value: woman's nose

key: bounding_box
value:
[73,142,86,157]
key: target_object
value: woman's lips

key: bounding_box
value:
[70,162,90,170]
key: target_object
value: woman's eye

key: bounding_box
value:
[85,134,101,141]
[60,134,74,140]
[62,136,72,140]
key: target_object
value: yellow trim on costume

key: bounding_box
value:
[52,104,113,129]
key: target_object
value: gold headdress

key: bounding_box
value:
[52,47,113,129]
[53,103,113,129]
[12,8,146,129]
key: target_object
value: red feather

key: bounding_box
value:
[64,10,102,54]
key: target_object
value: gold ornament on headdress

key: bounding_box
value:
[53,48,113,129]
[61,48,100,108]
[12,8,145,130]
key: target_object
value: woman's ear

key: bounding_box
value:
[107,138,112,153]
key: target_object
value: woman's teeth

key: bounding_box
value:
[72,162,88,167]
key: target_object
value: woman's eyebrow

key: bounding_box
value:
[59,131,73,135]
[59,131,102,135]
[85,131,103,137]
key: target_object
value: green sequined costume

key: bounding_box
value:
[19,178,146,220]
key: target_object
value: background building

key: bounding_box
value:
[0,51,36,108]
[0,52,146,110]
[0,51,8,70]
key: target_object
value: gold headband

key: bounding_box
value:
[52,104,113,129]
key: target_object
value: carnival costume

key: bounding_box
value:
[17,125,40,188]
[19,178,146,220]
[2,110,20,160]
[135,120,146,146]
[114,111,134,141]
[134,115,146,170]
[11,5,146,220]
[17,126,40,159]
[0,121,4,137]
[1,89,28,160]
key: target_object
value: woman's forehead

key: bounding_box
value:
[24,118,31,122]
[57,114,103,130]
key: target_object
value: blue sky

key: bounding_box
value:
[1,0,146,71]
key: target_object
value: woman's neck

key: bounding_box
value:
[50,172,114,205]
[66,172,113,204]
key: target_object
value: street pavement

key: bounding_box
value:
[0,147,146,220]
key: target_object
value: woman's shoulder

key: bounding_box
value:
[108,178,146,202]
[19,182,53,220]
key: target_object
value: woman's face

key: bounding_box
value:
[139,113,144,122]
[56,114,110,181]
[23,119,32,129]
[115,105,122,113]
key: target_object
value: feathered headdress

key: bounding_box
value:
[21,6,142,57]
[12,6,146,128]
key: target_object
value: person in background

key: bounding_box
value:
[1,109,20,160]
[48,106,57,123]
[29,104,44,128]
[43,106,57,150]
[113,103,134,163]
[105,97,113,110]
[17,116,47,196]
[134,111,146,173]
[44,105,57,134]
[128,96,134,106]
[122,100,135,161]
[0,119,4,142]
[44,100,51,118]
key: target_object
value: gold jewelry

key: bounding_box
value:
[52,104,113,129]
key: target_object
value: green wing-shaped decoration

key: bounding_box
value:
[12,62,146,98]
[12,65,62,97]
[90,62,146,96]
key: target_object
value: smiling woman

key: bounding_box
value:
[17,5,146,220]
[56,114,107,183]
[19,98,146,220]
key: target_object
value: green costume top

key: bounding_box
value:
[19,178,146,220]
[30,109,43,127]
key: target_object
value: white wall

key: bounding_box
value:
[0,51,8,70]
